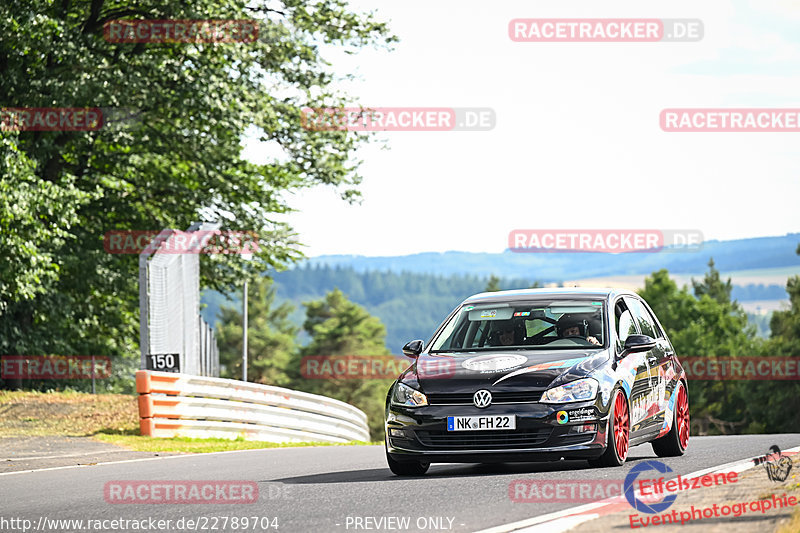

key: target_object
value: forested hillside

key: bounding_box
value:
[306,233,800,278]
[203,268,537,352]
[201,265,788,352]
[209,250,800,437]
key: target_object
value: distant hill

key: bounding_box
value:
[202,269,537,353]
[305,233,800,279]
[201,233,799,353]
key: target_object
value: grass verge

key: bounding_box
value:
[1,390,379,453]
[95,434,378,453]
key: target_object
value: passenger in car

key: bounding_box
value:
[489,321,523,346]
[557,315,601,346]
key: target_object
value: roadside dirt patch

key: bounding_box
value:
[0,392,183,473]
[0,391,138,436]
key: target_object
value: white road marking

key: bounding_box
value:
[4,450,136,461]
[0,445,332,477]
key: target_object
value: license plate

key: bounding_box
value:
[447,415,516,431]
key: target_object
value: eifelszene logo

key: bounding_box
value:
[624,461,677,514]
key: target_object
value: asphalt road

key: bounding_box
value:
[1,434,799,533]
[0,436,177,473]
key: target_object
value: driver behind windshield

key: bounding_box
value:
[489,321,518,346]
[556,315,601,346]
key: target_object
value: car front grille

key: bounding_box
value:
[427,391,543,405]
[556,433,595,446]
[415,428,552,449]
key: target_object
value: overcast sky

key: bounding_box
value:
[244,0,800,257]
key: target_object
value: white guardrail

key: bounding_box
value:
[135,370,370,443]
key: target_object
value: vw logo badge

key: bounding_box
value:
[473,390,492,408]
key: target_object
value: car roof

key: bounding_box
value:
[462,287,638,304]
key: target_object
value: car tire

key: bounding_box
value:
[589,388,630,467]
[386,450,430,476]
[652,381,689,457]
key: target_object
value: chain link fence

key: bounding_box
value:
[139,222,220,376]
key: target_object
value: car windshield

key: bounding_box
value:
[429,299,606,352]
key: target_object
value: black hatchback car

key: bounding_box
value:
[385,288,689,475]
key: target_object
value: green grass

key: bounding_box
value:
[95,434,379,453]
[1,391,379,453]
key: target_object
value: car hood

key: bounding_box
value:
[408,349,610,394]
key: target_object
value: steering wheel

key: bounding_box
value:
[543,336,592,346]
[563,335,593,345]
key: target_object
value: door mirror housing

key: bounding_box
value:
[622,334,656,355]
[402,339,424,358]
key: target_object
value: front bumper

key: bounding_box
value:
[386,401,609,463]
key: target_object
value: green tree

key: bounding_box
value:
[742,244,800,433]
[639,264,761,435]
[216,278,297,386]
[636,270,696,336]
[0,137,86,315]
[290,289,395,440]
[485,275,501,292]
[692,259,734,305]
[0,0,395,388]
[769,260,800,358]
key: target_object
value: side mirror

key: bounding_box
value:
[402,339,424,358]
[622,334,656,355]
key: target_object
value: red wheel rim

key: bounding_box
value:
[613,391,629,461]
[676,384,690,449]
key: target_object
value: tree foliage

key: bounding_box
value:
[216,278,297,386]
[691,258,734,305]
[201,266,537,353]
[289,289,393,440]
[744,245,800,433]
[639,255,800,435]
[0,0,395,390]
[484,274,501,292]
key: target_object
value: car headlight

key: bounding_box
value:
[391,382,428,407]
[540,378,598,403]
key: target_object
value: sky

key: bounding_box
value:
[243,0,800,257]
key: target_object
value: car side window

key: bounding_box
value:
[641,301,665,339]
[625,297,659,339]
[615,299,637,351]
